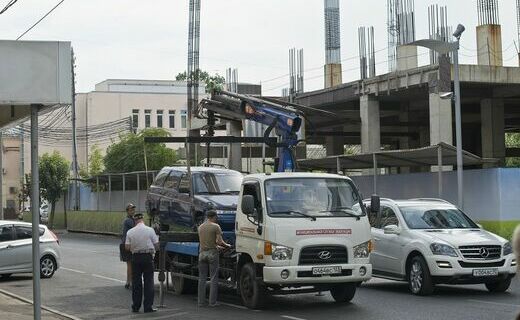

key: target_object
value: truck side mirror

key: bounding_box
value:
[241,195,256,217]
[370,195,380,213]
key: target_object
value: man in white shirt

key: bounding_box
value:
[125,213,159,313]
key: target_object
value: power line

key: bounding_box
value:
[0,0,18,15]
[16,0,65,40]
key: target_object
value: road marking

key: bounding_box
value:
[149,312,189,319]
[281,316,307,320]
[91,274,126,283]
[467,299,520,308]
[218,301,260,311]
[61,267,86,274]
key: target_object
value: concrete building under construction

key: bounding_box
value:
[295,0,519,169]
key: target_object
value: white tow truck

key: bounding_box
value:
[160,172,376,309]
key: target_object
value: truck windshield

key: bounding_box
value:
[265,178,364,218]
[193,172,242,195]
[399,206,479,229]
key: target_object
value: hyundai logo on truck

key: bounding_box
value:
[318,251,332,260]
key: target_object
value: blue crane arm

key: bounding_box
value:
[199,90,303,172]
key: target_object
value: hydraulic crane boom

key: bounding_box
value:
[198,90,303,172]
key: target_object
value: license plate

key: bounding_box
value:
[472,268,499,277]
[312,266,342,275]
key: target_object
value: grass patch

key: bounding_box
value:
[479,221,520,240]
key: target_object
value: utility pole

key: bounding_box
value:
[0,131,3,220]
[71,48,79,210]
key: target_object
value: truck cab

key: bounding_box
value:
[235,173,373,308]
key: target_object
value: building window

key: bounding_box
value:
[132,109,139,129]
[145,109,151,128]
[157,110,163,128]
[169,110,175,129]
[181,110,187,129]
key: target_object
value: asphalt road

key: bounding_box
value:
[0,233,519,320]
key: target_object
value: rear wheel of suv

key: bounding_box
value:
[408,256,434,295]
[40,255,57,279]
[485,278,512,293]
[330,283,357,303]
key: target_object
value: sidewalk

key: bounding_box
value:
[0,290,78,320]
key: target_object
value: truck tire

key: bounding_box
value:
[407,256,434,296]
[485,278,512,293]
[239,263,266,309]
[171,256,197,295]
[330,283,357,303]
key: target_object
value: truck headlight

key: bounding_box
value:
[430,243,458,257]
[271,244,293,261]
[354,241,372,258]
[503,242,513,256]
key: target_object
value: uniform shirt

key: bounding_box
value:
[198,221,222,252]
[121,216,135,243]
[125,222,159,254]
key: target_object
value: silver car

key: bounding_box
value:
[0,220,61,279]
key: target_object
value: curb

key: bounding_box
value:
[67,229,120,237]
[0,288,82,320]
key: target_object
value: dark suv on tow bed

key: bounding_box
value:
[146,167,243,232]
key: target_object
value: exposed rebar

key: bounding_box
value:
[477,0,499,26]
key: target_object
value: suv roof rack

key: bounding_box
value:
[408,198,452,204]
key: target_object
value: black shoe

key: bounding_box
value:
[144,308,157,313]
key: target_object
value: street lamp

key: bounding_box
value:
[409,24,465,208]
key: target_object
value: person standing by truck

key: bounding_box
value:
[197,209,231,307]
[125,212,159,313]
[120,203,136,289]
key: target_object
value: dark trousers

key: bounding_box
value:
[131,253,154,311]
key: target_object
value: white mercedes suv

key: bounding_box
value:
[363,198,517,295]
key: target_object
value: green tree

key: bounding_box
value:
[39,152,70,228]
[104,128,178,173]
[79,145,105,178]
[175,69,226,93]
[506,133,520,167]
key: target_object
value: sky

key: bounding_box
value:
[0,0,519,94]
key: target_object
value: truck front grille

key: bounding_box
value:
[459,245,501,260]
[458,260,505,268]
[298,246,348,265]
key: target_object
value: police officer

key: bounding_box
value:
[120,203,136,289]
[125,212,159,313]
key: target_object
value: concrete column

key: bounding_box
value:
[429,93,453,146]
[325,135,344,156]
[396,45,418,71]
[324,63,343,88]
[481,99,505,166]
[360,95,380,153]
[226,121,242,171]
[476,25,503,67]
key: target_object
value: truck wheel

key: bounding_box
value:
[408,256,434,296]
[171,256,196,295]
[239,263,266,309]
[330,283,357,303]
[485,278,512,293]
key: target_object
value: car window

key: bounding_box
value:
[367,206,380,228]
[178,174,190,194]
[163,172,181,189]
[152,170,169,187]
[13,226,44,240]
[0,225,14,242]
[379,206,399,229]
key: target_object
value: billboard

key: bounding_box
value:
[0,40,72,106]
